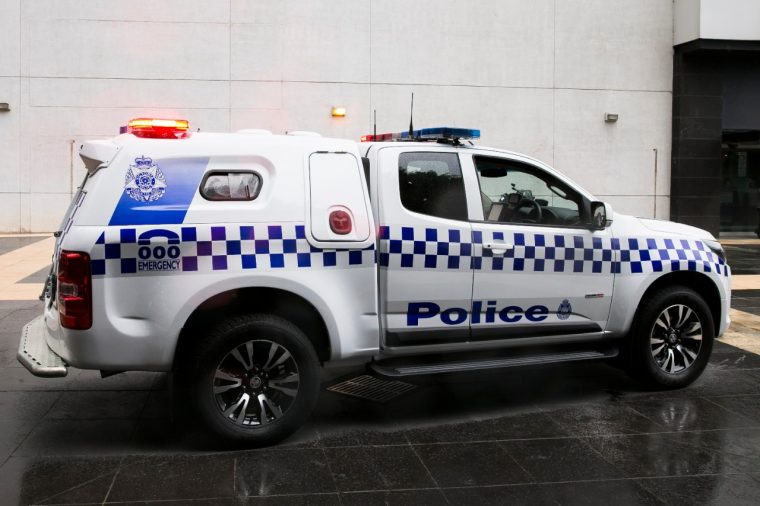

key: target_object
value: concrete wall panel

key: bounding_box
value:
[555,0,673,91]
[232,1,370,83]
[371,0,554,88]
[29,78,230,109]
[554,89,672,204]
[280,82,371,139]
[231,81,282,110]
[28,19,229,80]
[22,0,230,23]
[0,78,21,195]
[0,0,20,76]
[0,194,21,233]
[30,192,73,232]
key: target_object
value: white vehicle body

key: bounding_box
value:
[20,127,731,380]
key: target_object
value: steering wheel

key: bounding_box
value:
[516,198,542,223]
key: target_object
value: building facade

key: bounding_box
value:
[0,1,751,236]
[672,0,760,236]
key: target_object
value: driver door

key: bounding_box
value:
[465,154,614,341]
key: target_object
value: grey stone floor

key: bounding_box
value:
[2,300,760,505]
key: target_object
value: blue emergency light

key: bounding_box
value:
[361,126,480,142]
[400,127,480,140]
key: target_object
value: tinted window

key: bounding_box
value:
[201,172,261,201]
[399,152,467,221]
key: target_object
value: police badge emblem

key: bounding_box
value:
[557,298,572,320]
[124,156,167,202]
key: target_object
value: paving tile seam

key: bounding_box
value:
[396,426,760,445]
[406,442,446,496]
[493,440,543,483]
[317,447,346,502]
[699,394,760,423]
[268,471,756,494]
[39,473,756,504]
[12,424,747,458]
[2,390,63,467]
[101,499,234,505]
[618,404,673,432]
[561,432,630,482]
[705,392,760,398]
[433,471,752,489]
[31,468,120,506]
[100,458,126,506]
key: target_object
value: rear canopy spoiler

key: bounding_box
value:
[79,140,121,174]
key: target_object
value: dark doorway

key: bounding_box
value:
[721,131,760,234]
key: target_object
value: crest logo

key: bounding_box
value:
[557,299,572,320]
[124,156,167,202]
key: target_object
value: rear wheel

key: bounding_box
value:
[189,314,320,445]
[628,286,714,389]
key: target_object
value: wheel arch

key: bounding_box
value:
[173,285,334,368]
[635,271,722,335]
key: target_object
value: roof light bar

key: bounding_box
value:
[360,133,394,142]
[360,126,480,142]
[402,127,480,140]
[123,118,190,139]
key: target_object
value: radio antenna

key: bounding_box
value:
[373,109,377,139]
[408,93,414,138]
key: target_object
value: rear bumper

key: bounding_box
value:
[17,315,68,377]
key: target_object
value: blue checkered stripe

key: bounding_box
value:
[90,224,375,276]
[378,226,729,276]
[377,226,472,271]
[475,231,616,273]
[614,236,728,276]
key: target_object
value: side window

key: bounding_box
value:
[474,156,583,227]
[399,152,467,221]
[200,172,261,201]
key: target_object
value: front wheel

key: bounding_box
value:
[628,286,714,389]
[189,314,321,446]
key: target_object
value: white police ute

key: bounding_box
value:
[18,118,731,445]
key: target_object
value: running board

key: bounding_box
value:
[370,348,617,378]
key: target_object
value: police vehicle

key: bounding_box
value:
[18,118,731,445]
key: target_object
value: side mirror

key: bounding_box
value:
[590,201,608,230]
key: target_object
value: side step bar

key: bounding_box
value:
[370,348,617,378]
[17,315,68,377]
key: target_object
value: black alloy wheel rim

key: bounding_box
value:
[650,304,703,374]
[213,339,300,426]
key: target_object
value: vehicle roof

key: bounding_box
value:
[112,131,360,153]
[360,141,549,167]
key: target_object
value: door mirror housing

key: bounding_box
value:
[590,201,608,230]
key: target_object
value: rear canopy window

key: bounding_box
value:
[399,152,467,221]
[201,172,261,201]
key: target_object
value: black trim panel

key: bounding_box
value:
[470,323,602,341]
[385,322,603,347]
[385,328,470,347]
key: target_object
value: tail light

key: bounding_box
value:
[329,210,352,235]
[57,251,92,330]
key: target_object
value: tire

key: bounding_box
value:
[189,314,321,446]
[628,285,714,389]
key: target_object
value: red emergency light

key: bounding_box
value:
[360,133,394,142]
[124,118,190,139]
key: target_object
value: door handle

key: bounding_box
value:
[483,242,514,256]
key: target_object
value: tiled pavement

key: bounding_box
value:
[725,243,760,315]
[0,236,760,504]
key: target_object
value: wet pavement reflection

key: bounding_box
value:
[1,301,760,504]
